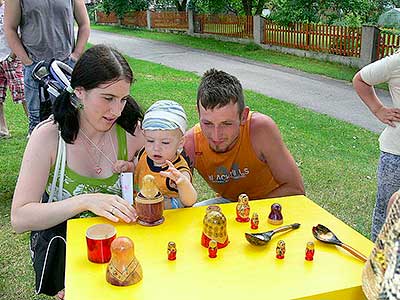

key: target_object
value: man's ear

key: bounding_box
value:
[240,106,250,124]
[196,103,201,116]
[178,134,185,153]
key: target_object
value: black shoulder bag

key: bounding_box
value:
[29,133,67,296]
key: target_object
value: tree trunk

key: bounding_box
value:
[174,0,187,11]
[242,0,253,16]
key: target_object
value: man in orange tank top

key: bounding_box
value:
[184,69,305,206]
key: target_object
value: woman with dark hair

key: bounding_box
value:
[11,45,144,298]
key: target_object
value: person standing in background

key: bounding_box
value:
[0,0,27,138]
[353,53,400,241]
[4,0,90,135]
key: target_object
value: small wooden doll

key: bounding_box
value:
[236,193,250,222]
[276,240,286,259]
[250,212,259,229]
[136,174,164,226]
[140,174,160,198]
[268,203,283,225]
[208,239,218,258]
[201,205,229,249]
[167,241,177,261]
[106,237,143,286]
[305,241,315,261]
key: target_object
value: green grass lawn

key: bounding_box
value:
[0,52,379,299]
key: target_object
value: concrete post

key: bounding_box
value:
[360,25,379,67]
[147,10,152,30]
[253,15,265,45]
[188,9,194,34]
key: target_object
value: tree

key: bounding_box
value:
[189,0,269,15]
[269,0,320,24]
[269,0,400,25]
[100,0,148,18]
[242,0,269,15]
[151,0,189,11]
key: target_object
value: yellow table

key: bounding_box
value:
[65,195,373,300]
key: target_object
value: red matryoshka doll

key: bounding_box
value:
[305,241,315,261]
[251,212,259,229]
[201,205,229,249]
[168,241,177,261]
[208,239,218,258]
[236,193,250,222]
[276,240,286,259]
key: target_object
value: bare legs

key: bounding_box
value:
[0,101,28,138]
[0,101,10,138]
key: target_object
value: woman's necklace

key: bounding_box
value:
[80,129,118,175]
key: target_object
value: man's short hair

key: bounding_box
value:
[197,69,245,115]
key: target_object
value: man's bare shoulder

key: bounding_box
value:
[249,112,284,161]
[250,112,279,137]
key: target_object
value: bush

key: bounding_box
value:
[99,0,148,18]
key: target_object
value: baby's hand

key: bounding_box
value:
[113,160,134,173]
[160,160,187,186]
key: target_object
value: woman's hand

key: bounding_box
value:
[113,160,135,173]
[85,194,137,223]
[373,106,400,127]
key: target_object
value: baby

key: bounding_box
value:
[133,100,197,209]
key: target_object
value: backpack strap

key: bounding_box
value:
[48,132,66,203]
[57,136,66,201]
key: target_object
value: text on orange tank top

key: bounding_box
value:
[193,112,279,201]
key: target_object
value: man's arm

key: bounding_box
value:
[183,127,195,169]
[251,113,305,198]
[4,0,32,66]
[70,0,90,61]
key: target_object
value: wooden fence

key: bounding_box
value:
[96,11,118,24]
[376,31,400,59]
[194,14,253,39]
[94,10,400,64]
[264,22,362,57]
[121,11,147,27]
[151,11,188,29]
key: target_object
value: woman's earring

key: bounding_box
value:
[70,95,84,110]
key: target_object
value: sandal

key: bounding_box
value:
[0,132,11,139]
